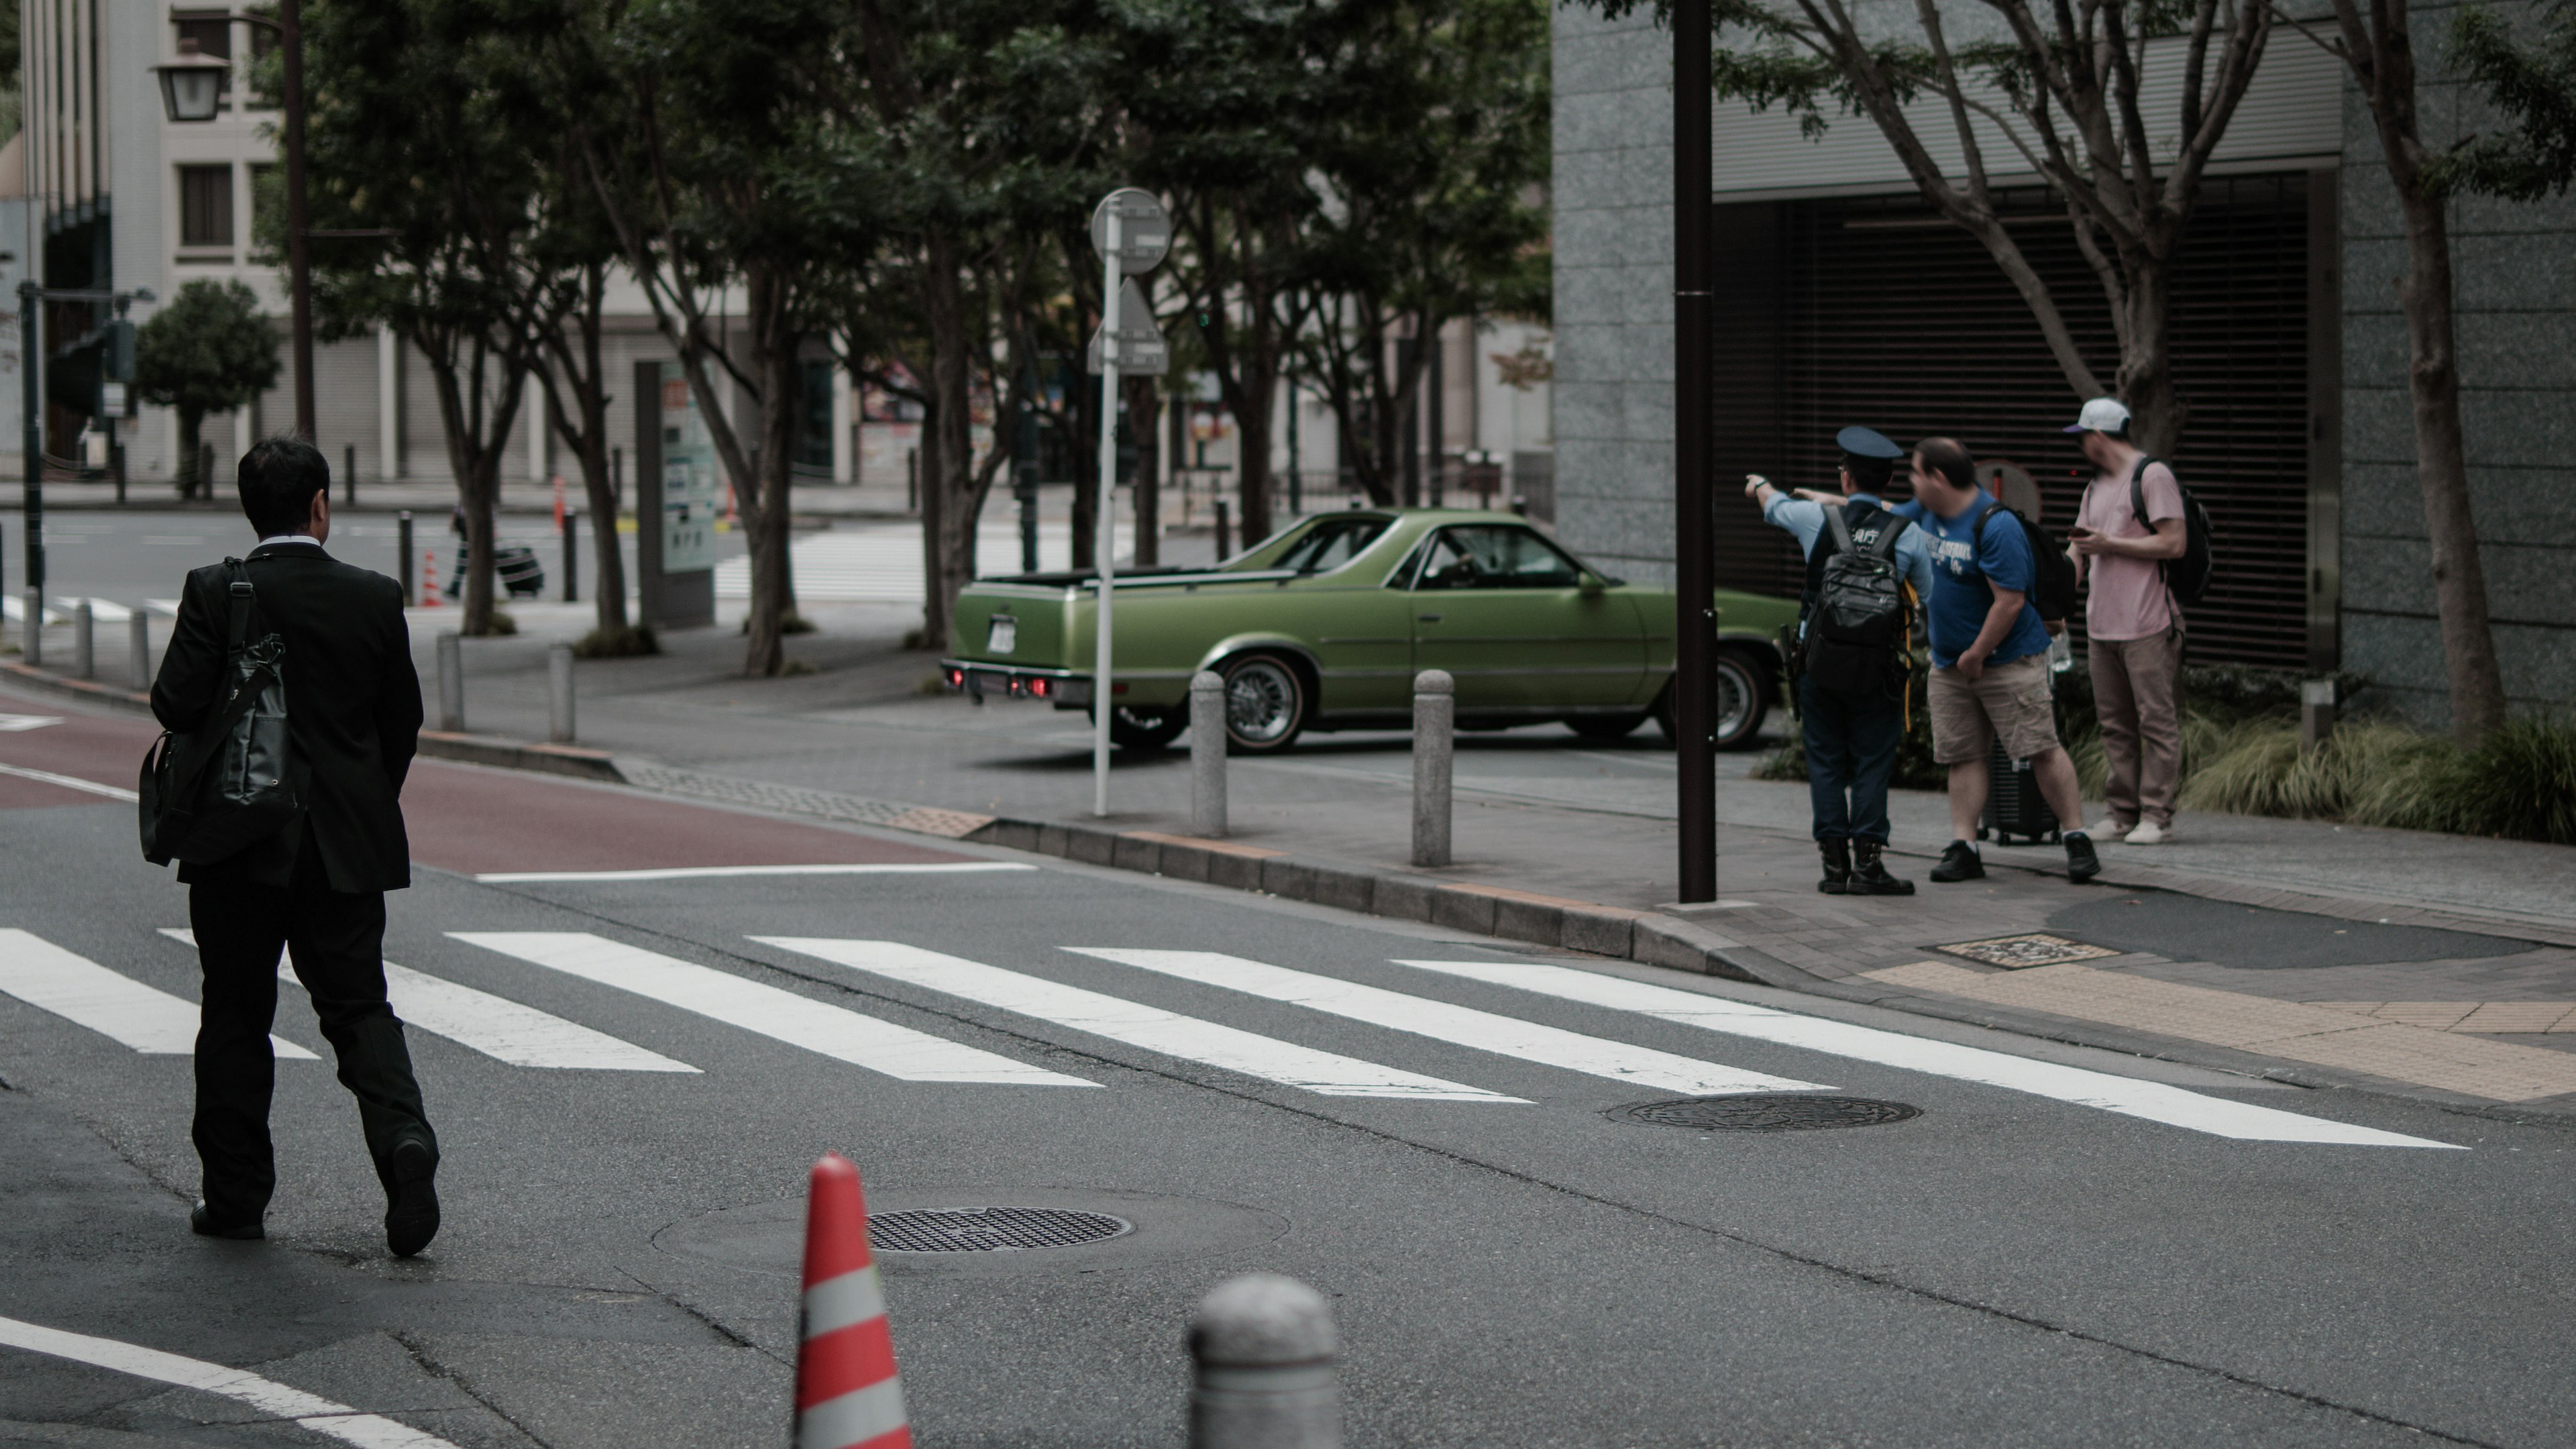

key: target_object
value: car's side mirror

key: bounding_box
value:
[1578,573,1606,598]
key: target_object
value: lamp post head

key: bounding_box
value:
[152,42,229,123]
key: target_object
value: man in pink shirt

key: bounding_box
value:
[2064,398,2189,843]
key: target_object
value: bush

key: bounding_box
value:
[573,624,659,658]
[2178,715,2576,845]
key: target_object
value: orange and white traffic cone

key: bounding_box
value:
[795,1154,911,1449]
[423,551,442,608]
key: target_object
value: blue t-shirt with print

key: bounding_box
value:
[1894,492,2053,668]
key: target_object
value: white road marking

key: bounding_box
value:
[0,929,316,1058]
[69,597,135,623]
[1069,949,1831,1097]
[474,862,1034,883]
[0,596,60,625]
[0,1311,462,1449]
[453,932,1096,1086]
[157,930,698,1073]
[758,938,1527,1102]
[1393,959,2462,1150]
[0,714,64,732]
[0,762,139,802]
[148,597,182,617]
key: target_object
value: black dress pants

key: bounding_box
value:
[189,847,436,1225]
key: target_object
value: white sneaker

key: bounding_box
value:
[2124,820,2171,845]
[2090,817,2128,838]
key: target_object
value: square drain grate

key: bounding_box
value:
[1935,933,2123,969]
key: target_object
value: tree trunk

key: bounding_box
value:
[2114,250,2185,457]
[1125,376,1160,568]
[2394,182,2508,741]
[176,408,205,498]
[741,263,799,677]
[920,231,979,651]
[1229,357,1273,545]
[1070,358,1097,572]
[427,342,520,639]
[542,268,630,638]
[917,397,945,647]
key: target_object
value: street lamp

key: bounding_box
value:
[150,3,318,443]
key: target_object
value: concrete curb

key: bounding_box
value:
[1,660,156,714]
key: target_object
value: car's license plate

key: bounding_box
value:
[987,616,1017,655]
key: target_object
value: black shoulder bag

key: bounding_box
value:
[139,560,302,865]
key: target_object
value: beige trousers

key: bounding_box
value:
[2088,630,2184,827]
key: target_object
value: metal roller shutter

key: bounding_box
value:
[1711,174,2313,668]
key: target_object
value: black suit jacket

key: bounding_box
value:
[151,541,423,892]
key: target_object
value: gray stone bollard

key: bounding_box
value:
[1191,670,1228,837]
[127,611,152,690]
[1189,1274,1339,1449]
[1411,669,1454,867]
[436,634,465,733]
[22,590,42,667]
[547,643,576,743]
[72,602,93,680]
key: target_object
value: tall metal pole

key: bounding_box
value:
[19,283,42,606]
[1092,213,1122,817]
[282,0,316,439]
[1672,0,1718,902]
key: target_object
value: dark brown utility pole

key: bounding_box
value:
[282,0,315,439]
[1672,0,1717,901]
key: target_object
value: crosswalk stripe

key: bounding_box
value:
[0,929,317,1059]
[1391,959,2460,1150]
[0,714,64,732]
[756,938,1527,1102]
[156,930,697,1073]
[451,932,1097,1086]
[1067,949,1832,1097]
[0,762,140,802]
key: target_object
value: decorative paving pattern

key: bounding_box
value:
[1935,933,2125,969]
[614,761,994,839]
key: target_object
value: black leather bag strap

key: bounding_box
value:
[164,561,270,800]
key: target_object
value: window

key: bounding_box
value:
[172,12,233,104]
[178,164,234,248]
[1274,517,1390,574]
[1411,525,1587,591]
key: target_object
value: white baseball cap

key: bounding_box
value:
[2063,397,2131,434]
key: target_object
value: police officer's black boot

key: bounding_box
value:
[1849,840,1916,896]
[1817,837,1853,895]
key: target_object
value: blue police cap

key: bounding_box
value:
[1835,426,1905,460]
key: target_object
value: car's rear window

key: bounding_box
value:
[1272,517,1391,574]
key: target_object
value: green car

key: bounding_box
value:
[939,508,1799,753]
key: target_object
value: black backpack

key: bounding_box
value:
[1973,502,2078,627]
[2129,456,2214,606]
[139,560,302,866]
[1799,505,1915,699]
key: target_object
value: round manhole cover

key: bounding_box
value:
[1613,1094,1922,1132]
[869,1206,1132,1254]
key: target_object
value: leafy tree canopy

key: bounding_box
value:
[134,279,280,417]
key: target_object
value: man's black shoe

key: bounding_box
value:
[1849,841,1916,895]
[1929,840,1985,883]
[2065,831,2101,883]
[1817,837,1853,895]
[190,1201,262,1240]
[385,1139,439,1258]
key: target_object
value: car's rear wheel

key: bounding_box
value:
[1650,649,1772,751]
[1220,652,1309,754]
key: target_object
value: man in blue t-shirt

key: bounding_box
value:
[1900,437,2097,884]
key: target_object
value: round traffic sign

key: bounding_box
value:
[1089,188,1171,274]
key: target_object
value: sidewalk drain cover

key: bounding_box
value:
[1615,1095,1922,1132]
[1937,932,2123,969]
[869,1207,1132,1254]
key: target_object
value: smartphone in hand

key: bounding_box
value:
[2068,525,2097,540]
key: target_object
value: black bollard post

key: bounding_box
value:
[562,508,579,604]
[397,511,415,606]
[345,444,357,505]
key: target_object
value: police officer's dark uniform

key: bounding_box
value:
[1749,427,1924,896]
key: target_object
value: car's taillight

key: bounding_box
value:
[1029,677,1053,698]
[1007,676,1028,697]
[943,667,965,688]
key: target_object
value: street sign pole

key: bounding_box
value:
[1674,0,1719,902]
[1094,211,1122,818]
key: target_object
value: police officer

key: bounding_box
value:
[1746,427,1935,894]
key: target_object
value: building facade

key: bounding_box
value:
[1554,1,2575,724]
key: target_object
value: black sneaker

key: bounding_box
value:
[1929,840,1984,883]
[2065,831,2101,883]
[1817,837,1853,895]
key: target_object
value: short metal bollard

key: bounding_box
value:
[561,508,580,604]
[22,589,42,667]
[547,643,576,743]
[1411,669,1453,867]
[2300,677,2337,753]
[1190,670,1227,837]
[127,611,152,690]
[397,511,415,606]
[1189,1274,1339,1449]
[436,633,464,733]
[72,602,94,680]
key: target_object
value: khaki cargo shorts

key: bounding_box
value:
[1928,653,2059,765]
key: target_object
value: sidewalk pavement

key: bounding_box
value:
[11,596,2574,1118]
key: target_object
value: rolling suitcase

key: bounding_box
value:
[494,545,547,599]
[1978,735,2060,845]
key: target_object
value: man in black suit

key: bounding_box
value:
[152,438,439,1256]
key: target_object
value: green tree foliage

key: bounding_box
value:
[2438,0,2576,199]
[133,280,281,499]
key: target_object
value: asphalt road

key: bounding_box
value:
[3,700,2573,1448]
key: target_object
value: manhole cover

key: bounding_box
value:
[1936,932,2122,969]
[1613,1094,1923,1132]
[868,1206,1132,1254]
